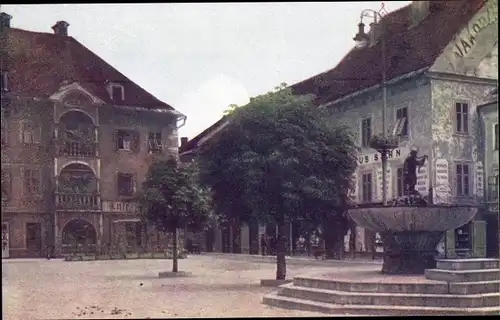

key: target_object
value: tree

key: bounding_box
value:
[138,158,213,273]
[198,84,358,280]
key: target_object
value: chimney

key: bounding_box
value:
[410,1,430,27]
[369,22,383,46]
[0,12,12,29]
[180,137,189,148]
[52,21,69,36]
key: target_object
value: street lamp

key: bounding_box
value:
[353,5,392,206]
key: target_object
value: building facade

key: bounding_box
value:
[291,0,498,256]
[181,0,498,257]
[478,89,499,257]
[1,14,185,258]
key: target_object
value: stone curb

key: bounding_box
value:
[158,271,192,278]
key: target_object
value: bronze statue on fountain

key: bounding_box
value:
[348,146,477,275]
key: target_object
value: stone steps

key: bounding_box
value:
[425,268,500,282]
[278,283,500,308]
[263,292,500,316]
[436,258,499,271]
[262,259,500,316]
[294,276,500,295]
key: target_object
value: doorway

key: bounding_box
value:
[26,223,42,257]
[2,222,9,258]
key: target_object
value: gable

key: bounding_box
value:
[430,0,498,78]
[49,82,104,105]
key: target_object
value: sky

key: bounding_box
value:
[3,2,411,140]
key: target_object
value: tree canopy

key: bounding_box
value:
[199,84,358,225]
[138,158,214,234]
[197,84,358,278]
[138,158,214,272]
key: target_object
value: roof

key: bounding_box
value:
[290,0,486,105]
[1,25,176,110]
[179,0,487,154]
[179,115,229,154]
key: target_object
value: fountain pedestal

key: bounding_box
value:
[381,231,443,274]
[348,205,477,275]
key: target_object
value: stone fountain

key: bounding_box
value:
[349,141,477,275]
[263,139,498,315]
[348,203,477,274]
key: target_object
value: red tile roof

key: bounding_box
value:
[1,26,175,110]
[291,0,486,105]
[179,0,487,154]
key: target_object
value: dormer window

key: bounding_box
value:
[107,82,124,104]
[1,71,8,92]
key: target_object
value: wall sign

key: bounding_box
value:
[102,201,137,213]
[434,159,452,204]
[416,162,429,197]
[375,167,392,201]
[476,161,485,198]
[358,148,406,165]
[453,0,498,58]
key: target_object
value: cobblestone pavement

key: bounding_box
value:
[2,255,375,319]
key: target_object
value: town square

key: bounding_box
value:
[1,1,499,318]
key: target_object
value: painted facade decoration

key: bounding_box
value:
[433,0,498,78]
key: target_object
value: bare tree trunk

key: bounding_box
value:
[276,220,287,280]
[172,229,178,273]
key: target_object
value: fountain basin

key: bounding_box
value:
[348,205,477,275]
[348,206,477,232]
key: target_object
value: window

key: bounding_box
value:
[117,173,135,196]
[394,107,408,137]
[487,175,499,202]
[1,169,12,201]
[361,118,372,147]
[20,121,40,144]
[361,173,373,202]
[455,102,469,134]
[494,123,499,150]
[148,131,162,153]
[1,119,6,145]
[396,167,408,197]
[111,84,124,103]
[115,130,139,151]
[456,164,470,196]
[24,169,41,195]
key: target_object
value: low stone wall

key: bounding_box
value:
[64,248,188,261]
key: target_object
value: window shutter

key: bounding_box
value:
[472,221,486,258]
[132,131,140,152]
[112,130,118,150]
[34,124,42,144]
[19,121,25,142]
[445,230,456,258]
[133,173,137,194]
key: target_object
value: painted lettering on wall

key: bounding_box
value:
[375,167,392,201]
[434,159,452,204]
[476,161,485,198]
[416,163,429,196]
[358,149,402,165]
[102,201,137,213]
[453,0,498,58]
